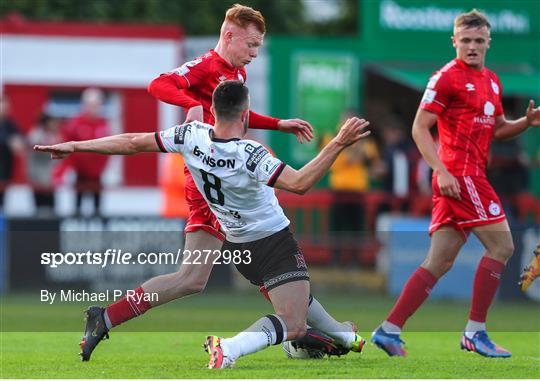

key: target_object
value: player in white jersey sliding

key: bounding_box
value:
[34,81,371,368]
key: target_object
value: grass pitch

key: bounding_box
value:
[1,291,539,378]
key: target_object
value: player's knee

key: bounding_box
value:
[422,258,454,277]
[439,257,455,275]
[492,241,514,262]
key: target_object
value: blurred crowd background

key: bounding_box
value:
[1,0,539,301]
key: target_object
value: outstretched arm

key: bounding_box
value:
[494,100,540,140]
[274,117,370,194]
[249,111,314,144]
[34,133,160,159]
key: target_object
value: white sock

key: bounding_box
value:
[465,320,486,339]
[381,320,401,335]
[307,296,355,347]
[220,314,287,360]
[103,310,113,330]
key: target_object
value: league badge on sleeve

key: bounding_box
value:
[422,89,436,104]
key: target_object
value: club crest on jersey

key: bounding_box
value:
[491,80,500,95]
[465,83,475,91]
[295,253,307,269]
[488,201,501,216]
[484,101,495,116]
[174,124,191,144]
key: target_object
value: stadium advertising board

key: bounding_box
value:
[360,0,540,65]
[290,53,358,164]
[379,216,540,301]
[377,0,533,34]
[379,216,484,299]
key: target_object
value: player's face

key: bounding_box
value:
[229,24,264,68]
[452,26,491,70]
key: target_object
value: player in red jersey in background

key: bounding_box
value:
[371,9,540,358]
[76,4,360,362]
[148,3,312,250]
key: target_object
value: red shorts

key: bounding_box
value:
[429,175,506,240]
[184,166,225,241]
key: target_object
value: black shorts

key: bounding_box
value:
[221,227,310,291]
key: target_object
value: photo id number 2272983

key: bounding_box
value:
[181,249,251,265]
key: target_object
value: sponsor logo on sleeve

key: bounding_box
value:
[422,89,437,104]
[174,124,191,144]
[245,144,270,172]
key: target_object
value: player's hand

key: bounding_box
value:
[33,142,75,159]
[525,100,540,126]
[184,105,204,123]
[334,117,371,147]
[436,169,461,200]
[277,119,314,144]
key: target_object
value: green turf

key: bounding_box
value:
[1,291,539,378]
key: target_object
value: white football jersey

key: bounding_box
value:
[156,121,290,243]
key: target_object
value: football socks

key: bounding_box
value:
[220,314,287,360]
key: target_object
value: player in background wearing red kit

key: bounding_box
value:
[147,4,312,268]
[76,4,360,362]
[371,9,540,358]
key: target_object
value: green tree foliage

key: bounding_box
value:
[1,0,358,36]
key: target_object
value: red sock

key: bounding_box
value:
[387,267,438,328]
[105,287,152,327]
[469,256,505,322]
